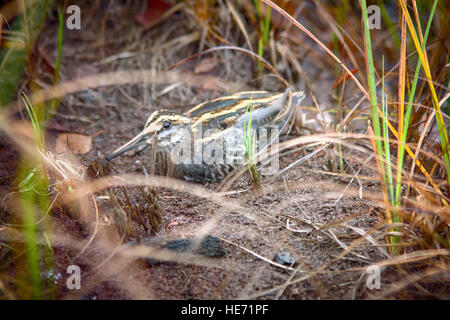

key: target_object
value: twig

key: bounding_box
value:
[220,238,295,271]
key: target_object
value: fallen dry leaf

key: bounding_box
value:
[269,0,296,30]
[56,133,92,155]
[331,68,358,89]
[194,57,220,74]
[0,0,23,22]
[135,0,171,28]
[185,73,231,91]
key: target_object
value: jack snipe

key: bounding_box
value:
[106,88,304,182]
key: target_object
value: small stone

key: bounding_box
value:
[146,235,226,266]
[273,251,296,266]
[164,235,226,257]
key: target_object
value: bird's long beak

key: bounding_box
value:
[106,132,149,161]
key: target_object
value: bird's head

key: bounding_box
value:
[106,109,191,161]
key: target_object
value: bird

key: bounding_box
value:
[106,88,304,182]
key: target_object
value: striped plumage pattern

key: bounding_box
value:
[106,88,304,182]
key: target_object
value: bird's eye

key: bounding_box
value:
[163,121,171,129]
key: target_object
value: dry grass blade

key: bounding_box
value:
[73,195,99,260]
[261,0,369,98]
[226,0,253,52]
[1,69,235,118]
[168,45,290,87]
[220,238,295,271]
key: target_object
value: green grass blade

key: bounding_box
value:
[395,0,438,205]
[0,0,54,107]
[22,93,45,151]
[399,0,450,188]
[263,5,271,44]
[360,0,384,158]
[54,6,63,85]
[48,6,64,116]
[382,56,394,204]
